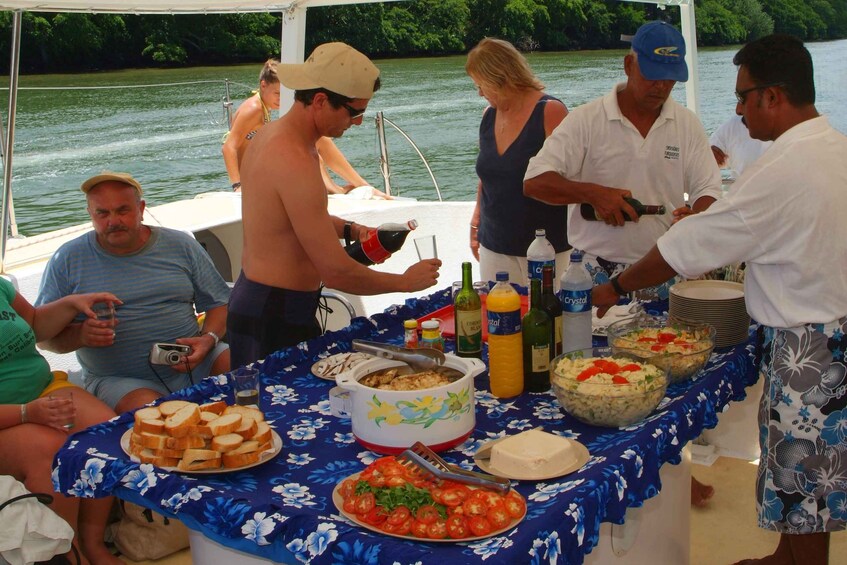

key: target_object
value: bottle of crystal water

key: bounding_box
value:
[526,228,555,286]
[559,250,593,353]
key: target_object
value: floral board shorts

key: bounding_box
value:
[757,316,847,533]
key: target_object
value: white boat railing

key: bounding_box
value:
[374,111,443,202]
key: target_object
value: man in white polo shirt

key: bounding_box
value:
[524,20,721,301]
[710,114,771,176]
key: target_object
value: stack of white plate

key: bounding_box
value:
[669,280,750,348]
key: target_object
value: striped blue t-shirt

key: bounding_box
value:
[36,227,230,383]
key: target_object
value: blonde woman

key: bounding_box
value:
[466,38,570,285]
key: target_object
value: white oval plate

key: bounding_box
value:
[473,438,590,481]
[121,428,282,474]
[311,352,372,381]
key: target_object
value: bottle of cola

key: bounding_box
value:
[580,197,665,222]
[345,219,418,265]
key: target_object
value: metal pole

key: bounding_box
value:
[1,10,23,272]
[375,111,392,197]
[223,79,234,130]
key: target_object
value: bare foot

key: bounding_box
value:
[691,476,715,508]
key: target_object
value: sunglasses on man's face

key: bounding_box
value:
[735,82,785,105]
[341,102,367,120]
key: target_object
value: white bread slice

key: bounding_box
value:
[138,432,170,450]
[251,421,272,445]
[227,440,260,455]
[137,448,158,464]
[208,413,241,436]
[137,418,165,434]
[199,401,226,415]
[152,447,186,459]
[164,404,201,437]
[199,411,219,424]
[222,449,261,469]
[153,456,180,468]
[234,417,258,440]
[211,433,244,453]
[178,448,221,471]
[166,434,206,450]
[223,405,264,422]
[134,406,162,426]
[158,400,192,417]
[188,424,213,438]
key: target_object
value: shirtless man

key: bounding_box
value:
[227,42,440,369]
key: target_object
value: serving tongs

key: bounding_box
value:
[351,339,445,372]
[396,441,511,495]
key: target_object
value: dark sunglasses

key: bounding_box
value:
[341,102,367,120]
[735,82,785,104]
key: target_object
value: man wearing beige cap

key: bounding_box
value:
[36,172,231,414]
[228,42,440,368]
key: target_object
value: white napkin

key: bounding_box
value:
[0,476,74,565]
[592,304,641,336]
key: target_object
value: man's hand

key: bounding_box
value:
[591,283,619,318]
[79,316,118,348]
[711,145,728,167]
[671,205,697,225]
[588,187,636,226]
[403,259,441,291]
[173,334,214,372]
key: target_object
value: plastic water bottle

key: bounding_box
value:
[559,250,593,353]
[526,228,555,286]
[486,271,523,398]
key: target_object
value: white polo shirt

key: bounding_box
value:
[709,115,771,175]
[659,116,847,328]
[525,83,721,264]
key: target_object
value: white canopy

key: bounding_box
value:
[0,0,396,14]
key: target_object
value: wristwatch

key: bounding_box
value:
[343,221,355,246]
[203,331,221,348]
[609,274,627,296]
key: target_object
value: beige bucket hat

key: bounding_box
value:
[276,42,379,99]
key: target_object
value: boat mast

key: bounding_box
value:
[0,10,22,272]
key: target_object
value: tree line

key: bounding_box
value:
[1,0,845,73]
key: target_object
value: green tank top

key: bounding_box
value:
[0,277,52,404]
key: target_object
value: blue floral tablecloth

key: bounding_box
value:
[52,288,758,564]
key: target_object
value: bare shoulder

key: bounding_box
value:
[543,98,569,134]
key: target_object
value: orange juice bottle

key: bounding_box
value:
[486,271,523,397]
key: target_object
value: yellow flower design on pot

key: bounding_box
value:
[367,387,472,428]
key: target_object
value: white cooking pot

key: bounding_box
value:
[330,354,485,454]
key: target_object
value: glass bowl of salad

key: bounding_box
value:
[551,347,669,427]
[606,314,716,383]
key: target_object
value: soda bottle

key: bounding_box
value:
[523,278,551,392]
[580,197,665,222]
[454,261,482,358]
[487,271,523,398]
[540,265,563,356]
[345,220,418,265]
[559,250,593,353]
[526,228,556,286]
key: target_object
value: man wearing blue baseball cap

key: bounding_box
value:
[524,20,721,506]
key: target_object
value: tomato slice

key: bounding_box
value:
[427,519,448,539]
[651,344,667,352]
[410,519,429,538]
[342,494,359,514]
[467,515,493,536]
[504,495,526,519]
[593,359,621,374]
[387,505,411,526]
[385,475,407,488]
[362,506,388,526]
[462,497,488,516]
[619,363,642,372]
[440,485,470,507]
[338,478,357,500]
[577,366,603,381]
[486,504,511,529]
[612,375,630,384]
[445,514,469,539]
[657,332,678,343]
[355,492,376,515]
[416,504,440,525]
[394,516,413,536]
[637,336,656,342]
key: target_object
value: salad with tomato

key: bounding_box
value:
[335,456,526,540]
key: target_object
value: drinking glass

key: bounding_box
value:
[414,235,438,260]
[233,367,260,409]
[49,389,75,430]
[92,302,116,334]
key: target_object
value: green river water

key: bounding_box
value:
[4,39,846,236]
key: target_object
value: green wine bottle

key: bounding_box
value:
[454,261,482,358]
[522,278,552,392]
[580,196,666,222]
[540,265,563,356]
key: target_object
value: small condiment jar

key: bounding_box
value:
[420,319,444,351]
[403,319,419,349]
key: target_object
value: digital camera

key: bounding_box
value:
[149,343,191,366]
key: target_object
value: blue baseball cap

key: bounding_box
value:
[628,21,688,82]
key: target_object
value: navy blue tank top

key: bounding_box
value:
[475,94,569,256]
